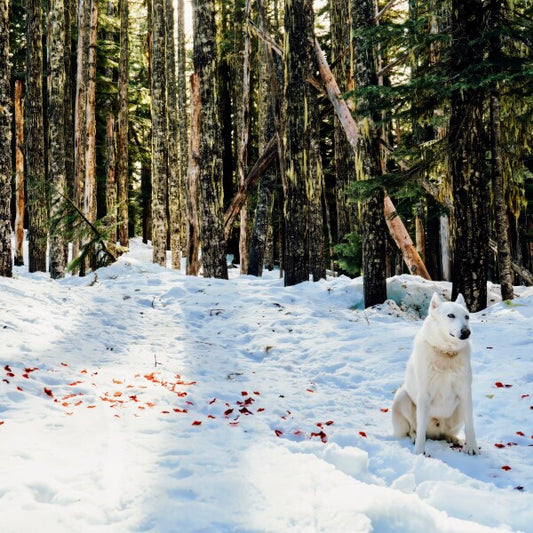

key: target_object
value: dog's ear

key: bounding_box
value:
[455,293,467,309]
[429,292,441,313]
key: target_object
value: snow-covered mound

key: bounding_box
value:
[1,239,531,532]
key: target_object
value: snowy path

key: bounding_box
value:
[1,240,532,532]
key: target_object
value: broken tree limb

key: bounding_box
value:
[489,238,533,286]
[314,39,431,280]
[224,136,278,239]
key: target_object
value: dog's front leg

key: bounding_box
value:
[460,386,479,455]
[414,394,430,454]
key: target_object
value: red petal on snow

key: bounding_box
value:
[2,379,9,384]
[209,398,216,405]
[359,431,367,438]
[173,408,188,413]
[44,387,54,398]
[229,421,239,426]
[239,407,253,415]
[207,415,216,419]
[61,362,69,367]
[494,443,506,448]
[253,391,261,396]
[4,365,12,372]
[192,420,202,426]
[311,431,328,443]
[325,420,334,426]
[274,429,283,437]
[0,421,4,426]
[306,389,314,393]
[22,374,29,379]
[241,391,248,396]
[380,408,389,413]
[257,408,265,412]
[501,465,512,471]
[224,408,234,416]
[521,394,530,399]
[17,386,23,392]
[6,373,14,378]
[516,431,525,437]
[514,486,524,491]
[494,382,504,388]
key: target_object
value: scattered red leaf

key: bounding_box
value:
[113,391,123,397]
[0,421,4,426]
[192,420,202,426]
[81,369,88,374]
[521,394,530,399]
[112,379,123,384]
[4,365,12,372]
[257,408,265,412]
[22,374,29,379]
[494,382,512,388]
[87,405,96,409]
[501,465,512,471]
[311,431,328,443]
[61,362,69,367]
[69,381,83,386]
[161,410,170,414]
[229,421,239,426]
[62,402,70,407]
[514,486,524,491]
[17,386,23,392]
[253,391,261,396]
[507,442,518,447]
[185,401,194,406]
[325,420,334,426]
[293,430,303,436]
[2,379,9,384]
[494,443,506,449]
[6,372,14,378]
[239,407,253,415]
[207,415,216,419]
[224,408,234,416]
[209,398,216,405]
[316,422,323,428]
[241,391,248,396]
[274,429,283,437]
[24,367,38,373]
[306,389,314,393]
[146,402,155,408]
[44,387,54,398]
[380,408,389,413]
[516,431,525,437]
[129,395,138,402]
[173,408,187,413]
[359,431,367,438]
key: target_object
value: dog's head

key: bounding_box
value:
[428,292,471,343]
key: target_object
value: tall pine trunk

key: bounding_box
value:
[0,0,12,277]
[151,0,168,265]
[166,0,182,269]
[331,0,355,242]
[117,0,129,247]
[48,0,68,278]
[282,0,314,286]
[449,0,488,312]
[351,0,387,307]
[106,114,117,245]
[26,0,48,272]
[192,0,228,279]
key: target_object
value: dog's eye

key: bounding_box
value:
[465,315,470,320]
[447,313,455,319]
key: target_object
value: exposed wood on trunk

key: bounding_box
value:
[186,73,201,276]
[224,137,278,239]
[14,80,25,267]
[384,197,431,279]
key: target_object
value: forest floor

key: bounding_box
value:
[0,238,532,532]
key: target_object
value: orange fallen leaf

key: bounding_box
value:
[113,391,123,397]
[113,379,123,384]
[44,387,54,398]
[87,405,96,409]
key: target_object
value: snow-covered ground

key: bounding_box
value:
[1,238,532,532]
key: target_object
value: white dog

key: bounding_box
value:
[392,292,479,455]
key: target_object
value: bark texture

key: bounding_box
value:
[0,0,12,277]
[351,0,387,307]
[48,0,68,278]
[282,0,314,286]
[26,0,48,272]
[192,0,228,279]
[117,0,129,247]
[449,0,488,312]
[151,0,168,266]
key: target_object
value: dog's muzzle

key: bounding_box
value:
[459,327,471,340]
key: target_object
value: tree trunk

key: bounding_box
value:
[177,0,188,252]
[248,10,277,278]
[187,73,201,276]
[489,0,514,301]
[14,80,25,267]
[117,0,129,247]
[331,0,355,241]
[282,0,314,286]
[73,0,90,270]
[0,0,12,277]
[351,0,387,307]
[449,0,488,312]
[83,0,98,271]
[105,114,117,245]
[48,0,68,279]
[237,0,252,274]
[151,0,168,266]
[166,0,182,269]
[26,0,48,273]
[192,0,228,279]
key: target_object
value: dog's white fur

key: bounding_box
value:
[392,292,479,455]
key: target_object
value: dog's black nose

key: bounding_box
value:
[460,327,471,340]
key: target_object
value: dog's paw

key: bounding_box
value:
[464,444,480,455]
